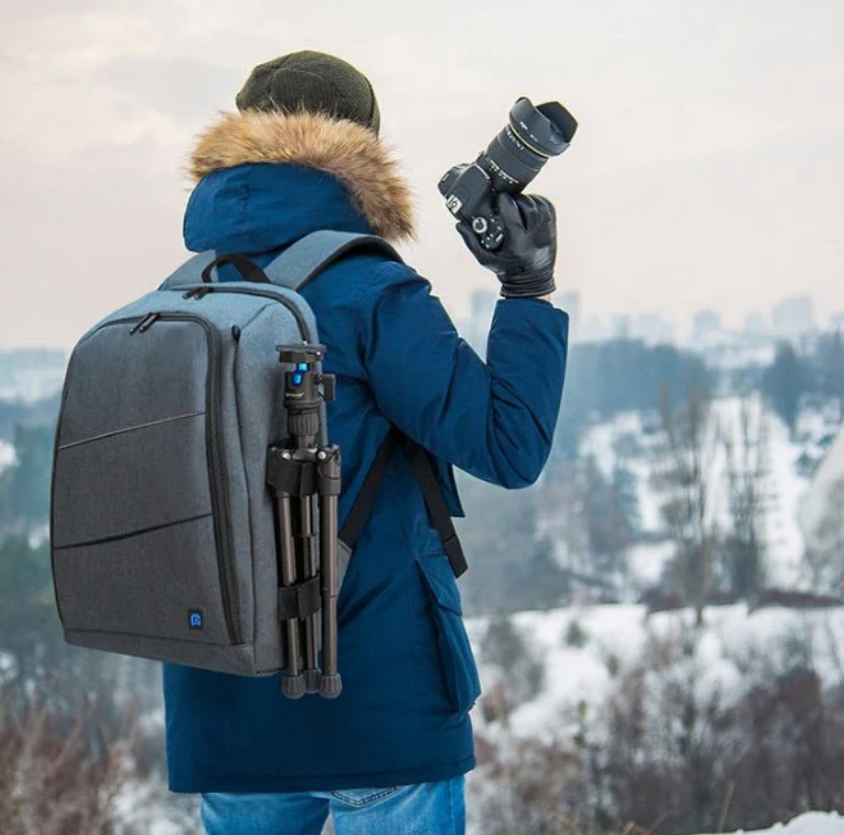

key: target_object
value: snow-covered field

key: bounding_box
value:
[697,812,844,835]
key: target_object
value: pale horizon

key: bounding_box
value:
[2,0,843,351]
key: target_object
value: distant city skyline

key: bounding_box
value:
[1,0,843,350]
[463,286,840,348]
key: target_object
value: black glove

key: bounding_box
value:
[457,192,557,298]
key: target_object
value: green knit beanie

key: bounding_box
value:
[235,50,381,135]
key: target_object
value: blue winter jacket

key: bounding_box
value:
[163,111,569,793]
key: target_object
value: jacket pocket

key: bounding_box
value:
[415,554,481,713]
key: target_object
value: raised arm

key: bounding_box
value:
[358,262,568,488]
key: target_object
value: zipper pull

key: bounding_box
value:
[139,312,161,332]
[130,315,151,335]
[183,289,197,299]
[130,312,160,334]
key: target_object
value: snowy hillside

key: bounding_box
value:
[576,397,839,592]
[469,603,844,741]
[467,603,844,834]
[800,427,844,553]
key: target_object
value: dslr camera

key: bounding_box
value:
[439,98,577,250]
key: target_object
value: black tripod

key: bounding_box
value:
[266,345,343,700]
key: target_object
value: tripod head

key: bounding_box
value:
[277,344,336,446]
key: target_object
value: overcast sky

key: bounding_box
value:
[1,0,842,350]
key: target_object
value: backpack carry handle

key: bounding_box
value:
[201,253,271,284]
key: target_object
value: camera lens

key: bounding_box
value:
[478,98,577,194]
[510,98,577,157]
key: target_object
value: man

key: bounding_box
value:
[163,50,569,835]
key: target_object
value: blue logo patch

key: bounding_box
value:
[188,609,204,630]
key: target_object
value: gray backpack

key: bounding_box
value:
[50,231,467,697]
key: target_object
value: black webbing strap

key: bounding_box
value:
[200,252,270,284]
[395,434,468,578]
[339,428,468,578]
[338,429,399,551]
[278,575,322,621]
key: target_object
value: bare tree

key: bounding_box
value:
[0,669,200,835]
[722,393,769,606]
[653,385,719,626]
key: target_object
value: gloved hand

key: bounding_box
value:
[457,192,557,298]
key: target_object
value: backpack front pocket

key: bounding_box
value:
[52,315,240,647]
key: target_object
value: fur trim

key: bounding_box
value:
[188,110,415,242]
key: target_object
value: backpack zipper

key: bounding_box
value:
[181,285,315,342]
[158,312,240,645]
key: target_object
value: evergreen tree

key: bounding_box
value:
[553,338,715,464]
[0,423,54,531]
[580,457,632,581]
[0,535,59,671]
[611,461,641,539]
[761,342,805,433]
[813,330,844,420]
[455,473,570,616]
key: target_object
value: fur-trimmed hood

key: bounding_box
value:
[187,110,415,242]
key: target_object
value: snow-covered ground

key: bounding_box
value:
[468,602,844,834]
[0,439,14,474]
[694,812,844,835]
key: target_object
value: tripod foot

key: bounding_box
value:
[282,673,306,700]
[305,669,322,693]
[319,674,343,699]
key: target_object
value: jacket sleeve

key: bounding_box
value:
[357,262,569,488]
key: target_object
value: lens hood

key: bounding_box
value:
[509,98,578,158]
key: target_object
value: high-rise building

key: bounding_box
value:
[692,309,722,342]
[630,313,675,344]
[612,314,631,339]
[744,311,767,335]
[461,288,498,352]
[771,295,816,337]
[553,291,581,338]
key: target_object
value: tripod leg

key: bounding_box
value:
[299,493,321,693]
[317,447,342,698]
[275,487,306,699]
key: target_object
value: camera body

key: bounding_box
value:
[440,163,507,249]
[439,97,577,250]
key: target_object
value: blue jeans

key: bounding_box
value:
[200,777,466,835]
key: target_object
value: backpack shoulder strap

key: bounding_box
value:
[263,231,403,292]
[340,427,468,579]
